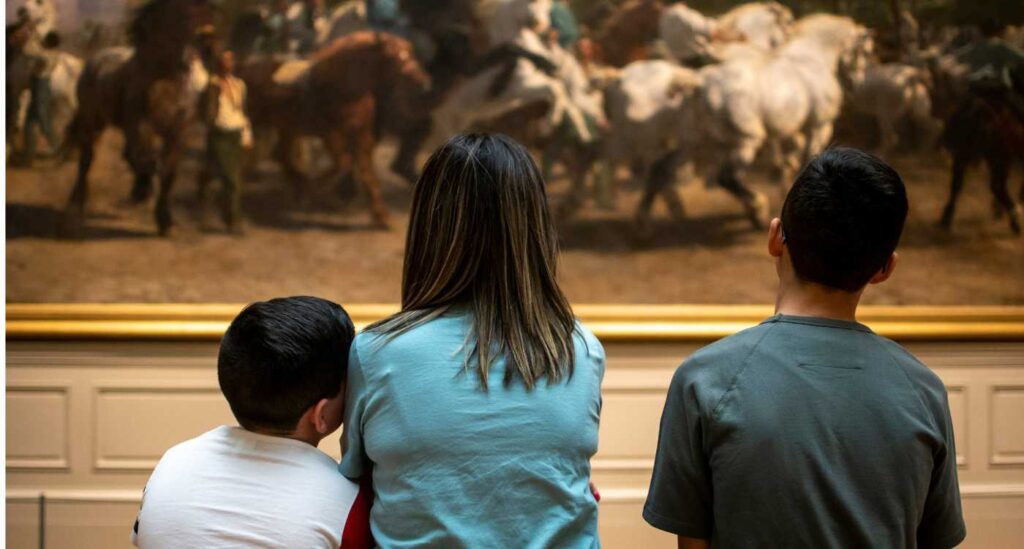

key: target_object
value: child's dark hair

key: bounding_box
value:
[781,148,908,292]
[218,296,355,432]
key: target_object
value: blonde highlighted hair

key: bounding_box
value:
[367,134,576,389]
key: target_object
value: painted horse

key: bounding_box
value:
[63,0,213,237]
[240,31,431,228]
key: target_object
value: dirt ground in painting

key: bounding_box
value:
[6,131,1023,304]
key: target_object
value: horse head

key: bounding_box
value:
[596,0,664,67]
[838,26,875,90]
[375,33,432,96]
[129,0,214,74]
[527,0,553,36]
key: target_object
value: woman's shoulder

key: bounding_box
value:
[573,320,606,366]
[353,314,467,360]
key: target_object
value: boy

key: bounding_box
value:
[644,148,966,548]
[131,297,372,548]
[199,49,252,235]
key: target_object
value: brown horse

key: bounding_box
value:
[63,0,212,237]
[595,0,664,68]
[241,32,431,228]
[938,89,1024,236]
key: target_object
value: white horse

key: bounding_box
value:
[20,0,57,36]
[660,1,793,63]
[717,2,793,51]
[611,14,870,230]
[429,0,593,147]
[603,60,703,224]
[15,51,83,152]
[848,62,939,154]
[692,14,872,187]
[605,60,700,169]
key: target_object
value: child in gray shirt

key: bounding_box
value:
[644,148,965,549]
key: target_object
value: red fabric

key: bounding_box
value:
[340,476,374,549]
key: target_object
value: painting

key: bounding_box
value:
[6,0,1023,307]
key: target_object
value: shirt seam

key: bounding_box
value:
[769,316,872,333]
[872,337,944,438]
[710,323,777,422]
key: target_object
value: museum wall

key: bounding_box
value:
[6,337,1024,548]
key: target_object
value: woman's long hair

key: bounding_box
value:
[367,134,576,389]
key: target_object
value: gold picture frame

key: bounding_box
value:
[7,303,1024,342]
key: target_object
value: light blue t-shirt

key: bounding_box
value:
[339,311,605,548]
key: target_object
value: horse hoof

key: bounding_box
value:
[227,221,247,237]
[58,210,85,240]
[746,193,770,230]
[632,225,655,247]
[131,182,154,204]
[633,214,655,243]
[337,175,359,202]
[157,217,175,237]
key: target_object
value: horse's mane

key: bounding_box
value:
[313,31,413,64]
[597,0,663,66]
[313,31,384,63]
[128,0,163,48]
[129,0,199,49]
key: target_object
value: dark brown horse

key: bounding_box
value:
[595,0,663,68]
[938,89,1024,236]
[63,0,213,237]
[241,32,431,228]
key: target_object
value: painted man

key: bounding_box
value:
[20,28,61,165]
[201,50,252,235]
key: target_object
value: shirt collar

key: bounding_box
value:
[762,313,873,333]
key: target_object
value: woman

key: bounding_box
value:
[340,134,604,547]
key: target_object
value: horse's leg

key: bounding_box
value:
[556,144,590,221]
[323,130,357,201]
[938,154,967,232]
[61,132,97,237]
[391,117,430,186]
[779,133,806,199]
[154,131,185,237]
[273,130,308,204]
[717,163,769,230]
[353,126,389,228]
[803,121,834,165]
[124,124,156,204]
[653,150,688,222]
[634,150,684,235]
[593,157,616,211]
[877,115,898,156]
[634,174,659,238]
[987,157,1021,236]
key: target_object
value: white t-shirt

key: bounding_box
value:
[132,426,372,548]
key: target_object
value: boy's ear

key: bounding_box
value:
[311,398,333,435]
[869,252,899,285]
[768,217,785,258]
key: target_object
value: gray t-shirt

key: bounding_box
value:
[644,314,966,548]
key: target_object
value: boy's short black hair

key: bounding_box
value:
[781,148,908,292]
[218,296,355,432]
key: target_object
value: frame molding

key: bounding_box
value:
[7,304,1024,342]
